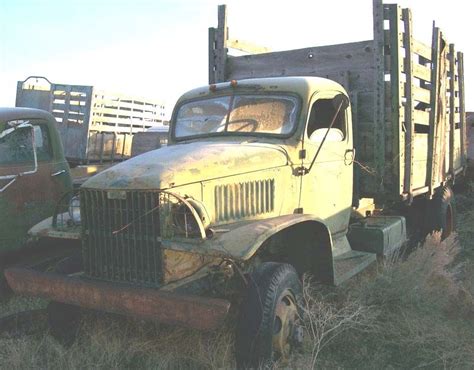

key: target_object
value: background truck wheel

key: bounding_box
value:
[235,262,303,368]
[429,186,456,240]
[47,252,83,347]
[0,275,12,301]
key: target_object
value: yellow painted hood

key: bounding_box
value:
[83,141,288,190]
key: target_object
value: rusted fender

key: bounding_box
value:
[5,268,230,331]
[204,214,333,260]
[28,214,81,241]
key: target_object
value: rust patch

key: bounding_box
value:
[162,249,216,284]
[5,267,230,331]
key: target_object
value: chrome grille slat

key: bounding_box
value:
[82,189,162,285]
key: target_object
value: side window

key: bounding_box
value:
[307,97,346,142]
[32,123,53,161]
[0,123,34,165]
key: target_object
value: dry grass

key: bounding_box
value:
[0,315,235,369]
[297,234,474,369]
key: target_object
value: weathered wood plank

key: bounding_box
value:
[387,3,404,195]
[457,51,467,166]
[373,0,386,195]
[402,7,415,195]
[448,44,456,175]
[227,38,271,54]
[209,27,217,84]
[413,85,431,104]
[412,38,432,60]
[413,109,430,125]
[428,27,448,193]
[214,5,228,83]
[52,103,87,114]
[226,41,374,82]
[412,62,432,82]
[427,26,439,193]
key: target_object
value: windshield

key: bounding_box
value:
[174,94,299,139]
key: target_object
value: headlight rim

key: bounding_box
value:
[68,195,81,225]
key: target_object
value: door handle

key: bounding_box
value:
[344,149,355,165]
[51,169,66,177]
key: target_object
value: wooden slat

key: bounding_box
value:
[52,84,92,94]
[227,38,271,54]
[413,85,431,104]
[413,109,430,125]
[208,27,217,84]
[457,51,467,166]
[452,112,461,125]
[226,41,374,81]
[402,7,415,195]
[412,38,432,60]
[427,27,440,195]
[448,44,456,175]
[215,5,228,83]
[412,62,432,82]
[373,0,386,194]
[387,3,403,195]
[52,103,88,115]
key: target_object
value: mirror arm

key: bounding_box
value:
[297,99,344,176]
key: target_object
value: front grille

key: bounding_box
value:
[81,189,163,285]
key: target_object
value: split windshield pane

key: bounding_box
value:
[175,94,298,139]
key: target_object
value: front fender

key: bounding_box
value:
[198,214,333,261]
[28,213,81,241]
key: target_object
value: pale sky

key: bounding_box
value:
[0,0,471,118]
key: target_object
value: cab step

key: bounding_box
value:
[333,250,376,285]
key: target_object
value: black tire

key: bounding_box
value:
[0,275,12,301]
[47,253,83,347]
[429,186,456,240]
[235,262,303,369]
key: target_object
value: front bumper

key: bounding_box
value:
[5,267,230,331]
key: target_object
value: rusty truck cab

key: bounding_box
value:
[0,108,72,257]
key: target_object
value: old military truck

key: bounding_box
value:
[5,1,466,367]
[0,108,74,295]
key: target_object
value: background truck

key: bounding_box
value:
[16,76,166,165]
[0,108,74,296]
[5,1,466,367]
[130,125,169,157]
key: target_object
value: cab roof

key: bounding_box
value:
[0,107,56,122]
[176,76,346,103]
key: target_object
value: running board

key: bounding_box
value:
[333,250,376,285]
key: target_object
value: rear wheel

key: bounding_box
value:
[429,186,456,240]
[235,262,303,368]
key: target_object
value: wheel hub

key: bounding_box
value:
[272,289,300,361]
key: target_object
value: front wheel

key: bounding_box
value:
[235,262,303,368]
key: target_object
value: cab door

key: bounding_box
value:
[299,91,353,235]
[0,118,72,253]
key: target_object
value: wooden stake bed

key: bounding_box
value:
[208,1,467,203]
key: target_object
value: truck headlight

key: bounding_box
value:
[171,199,210,237]
[68,195,81,225]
